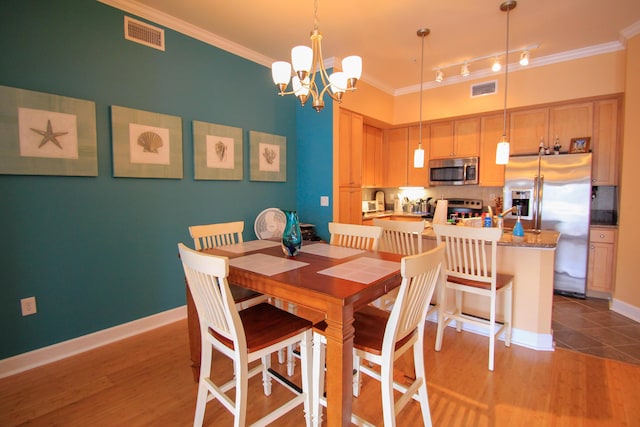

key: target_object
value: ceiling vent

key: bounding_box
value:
[470,80,497,98]
[124,16,165,51]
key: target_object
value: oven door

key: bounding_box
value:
[429,157,478,186]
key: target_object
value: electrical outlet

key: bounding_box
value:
[21,296,37,316]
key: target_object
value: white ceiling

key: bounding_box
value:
[103,0,640,95]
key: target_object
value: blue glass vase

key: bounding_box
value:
[512,216,525,237]
[281,210,302,257]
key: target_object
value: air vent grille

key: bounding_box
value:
[471,81,497,97]
[124,16,165,51]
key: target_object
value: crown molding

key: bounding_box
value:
[98,1,638,98]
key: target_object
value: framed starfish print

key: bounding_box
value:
[0,85,97,176]
[249,130,286,182]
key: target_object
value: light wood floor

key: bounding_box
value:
[2,318,640,427]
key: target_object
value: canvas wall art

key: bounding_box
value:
[249,130,286,182]
[192,120,243,180]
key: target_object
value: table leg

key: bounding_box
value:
[324,304,355,427]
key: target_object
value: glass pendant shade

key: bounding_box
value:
[291,45,313,77]
[342,55,362,85]
[271,61,292,86]
[413,146,425,168]
[496,139,510,164]
[329,72,347,95]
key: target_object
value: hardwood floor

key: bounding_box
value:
[2,317,640,426]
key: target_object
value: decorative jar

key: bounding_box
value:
[281,210,302,257]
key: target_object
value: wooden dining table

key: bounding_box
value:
[186,240,403,426]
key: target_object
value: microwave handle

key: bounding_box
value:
[462,164,468,183]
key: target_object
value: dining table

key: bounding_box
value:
[185,239,403,426]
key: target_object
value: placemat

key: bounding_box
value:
[229,253,309,276]
[220,239,281,254]
[299,243,366,259]
[317,257,400,284]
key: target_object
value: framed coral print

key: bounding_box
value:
[0,85,97,176]
[111,106,183,178]
[249,130,286,182]
[192,120,243,180]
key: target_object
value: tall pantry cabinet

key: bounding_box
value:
[335,108,363,224]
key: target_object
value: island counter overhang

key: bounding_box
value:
[422,227,560,351]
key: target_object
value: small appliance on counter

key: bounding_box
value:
[375,191,385,212]
[300,223,320,241]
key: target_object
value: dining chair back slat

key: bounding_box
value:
[373,219,425,255]
[189,221,244,251]
[328,222,383,251]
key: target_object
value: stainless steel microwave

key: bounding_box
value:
[429,157,479,186]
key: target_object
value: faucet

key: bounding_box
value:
[500,206,518,216]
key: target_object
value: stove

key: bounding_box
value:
[446,198,483,218]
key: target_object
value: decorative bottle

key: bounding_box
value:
[512,206,525,239]
[281,210,302,257]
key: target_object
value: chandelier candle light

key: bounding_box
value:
[496,0,517,165]
[270,0,362,112]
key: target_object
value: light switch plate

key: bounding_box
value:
[21,296,37,316]
[320,196,329,207]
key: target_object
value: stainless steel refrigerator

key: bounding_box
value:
[503,153,592,297]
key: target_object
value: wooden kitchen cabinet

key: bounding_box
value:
[362,124,383,187]
[429,118,480,159]
[479,114,506,187]
[407,125,428,186]
[587,227,617,296]
[510,107,549,155]
[337,109,363,187]
[382,127,409,187]
[592,98,620,185]
[338,186,362,224]
[549,102,593,152]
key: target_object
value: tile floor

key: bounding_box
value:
[552,294,640,365]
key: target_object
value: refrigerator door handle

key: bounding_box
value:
[534,175,544,231]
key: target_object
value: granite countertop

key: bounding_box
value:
[422,225,560,248]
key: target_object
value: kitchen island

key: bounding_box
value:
[421,226,560,351]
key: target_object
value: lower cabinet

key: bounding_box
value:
[587,227,617,296]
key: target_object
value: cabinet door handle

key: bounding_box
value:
[600,234,605,238]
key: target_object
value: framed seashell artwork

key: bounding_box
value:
[249,130,286,182]
[110,106,182,179]
[0,85,97,176]
[192,120,243,180]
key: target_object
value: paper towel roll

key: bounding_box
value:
[432,199,448,224]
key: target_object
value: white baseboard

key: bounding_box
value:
[611,298,640,323]
[425,311,554,351]
[0,305,187,379]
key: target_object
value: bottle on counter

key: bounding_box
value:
[496,214,504,230]
[513,215,525,238]
[483,213,492,227]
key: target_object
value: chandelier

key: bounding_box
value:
[270,0,362,112]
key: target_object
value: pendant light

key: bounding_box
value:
[496,1,516,165]
[414,28,430,168]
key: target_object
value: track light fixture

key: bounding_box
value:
[492,57,501,72]
[460,62,470,77]
[519,50,530,66]
[435,68,444,83]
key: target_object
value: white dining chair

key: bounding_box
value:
[371,219,426,311]
[432,224,514,371]
[189,221,269,309]
[311,243,446,426]
[178,243,313,427]
[328,222,383,251]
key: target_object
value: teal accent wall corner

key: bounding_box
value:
[0,0,302,358]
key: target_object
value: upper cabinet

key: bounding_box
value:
[338,109,363,187]
[479,114,506,187]
[362,125,383,187]
[592,98,619,185]
[510,107,549,155]
[429,118,480,159]
[549,103,593,150]
[382,127,409,188]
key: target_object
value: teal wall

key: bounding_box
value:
[0,0,336,359]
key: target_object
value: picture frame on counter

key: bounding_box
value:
[111,105,183,179]
[569,137,591,154]
[192,120,243,180]
[0,85,97,176]
[249,130,286,182]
